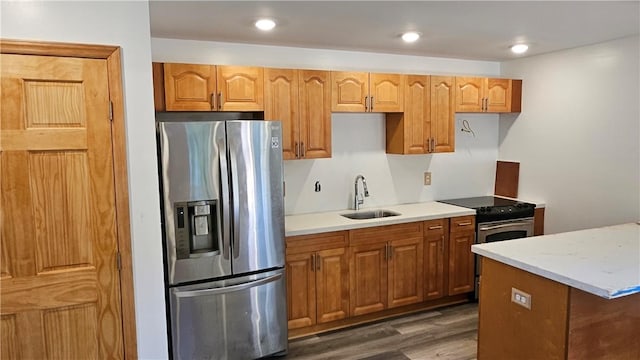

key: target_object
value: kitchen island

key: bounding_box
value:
[472,223,640,359]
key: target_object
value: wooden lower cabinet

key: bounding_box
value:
[287,218,476,337]
[424,219,448,300]
[448,216,476,295]
[286,231,349,330]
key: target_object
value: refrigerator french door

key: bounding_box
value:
[157,114,287,360]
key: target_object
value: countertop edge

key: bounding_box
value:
[472,246,615,299]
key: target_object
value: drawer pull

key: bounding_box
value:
[457,222,472,226]
[428,225,443,230]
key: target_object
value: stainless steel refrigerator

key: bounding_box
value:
[157,112,287,360]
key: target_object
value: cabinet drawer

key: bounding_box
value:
[450,216,475,233]
[286,231,348,255]
[424,218,448,236]
[350,222,423,246]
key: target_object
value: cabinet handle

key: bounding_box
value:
[301,142,305,158]
[370,96,374,111]
[431,138,435,152]
[218,92,223,110]
[365,96,369,111]
[316,254,321,271]
[211,93,216,110]
[457,222,473,226]
[483,98,488,112]
[428,225,443,230]
[294,142,299,158]
[311,253,316,272]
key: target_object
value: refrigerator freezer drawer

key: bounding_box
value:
[170,270,288,360]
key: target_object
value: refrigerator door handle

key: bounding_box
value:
[218,138,231,260]
[174,272,283,298]
[229,145,240,259]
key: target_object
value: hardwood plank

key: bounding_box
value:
[534,207,545,236]
[1,129,87,151]
[494,160,519,198]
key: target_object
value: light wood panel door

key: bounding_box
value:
[286,252,316,329]
[331,71,368,112]
[456,77,516,113]
[164,63,216,111]
[424,219,448,300]
[385,75,431,154]
[448,216,476,296]
[455,77,484,112]
[369,73,404,112]
[315,247,349,324]
[1,54,123,359]
[349,242,387,316]
[216,65,264,111]
[299,70,331,159]
[430,76,455,153]
[265,68,299,160]
[387,237,424,308]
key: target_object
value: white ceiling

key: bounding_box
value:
[149,1,640,61]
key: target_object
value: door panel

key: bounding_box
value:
[448,231,475,295]
[430,76,455,153]
[316,247,349,324]
[331,71,368,112]
[349,243,387,316]
[388,237,424,308]
[164,63,216,111]
[264,68,299,160]
[455,77,484,112]
[406,75,430,154]
[286,252,316,329]
[486,78,512,112]
[217,66,264,111]
[0,54,123,358]
[370,73,404,112]
[299,70,331,159]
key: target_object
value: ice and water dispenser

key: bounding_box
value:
[174,200,219,259]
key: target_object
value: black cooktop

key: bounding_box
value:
[438,196,534,223]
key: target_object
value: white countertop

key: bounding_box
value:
[472,223,640,299]
[285,201,475,236]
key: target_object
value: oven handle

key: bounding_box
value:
[479,221,533,231]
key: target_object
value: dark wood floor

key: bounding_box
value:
[280,303,478,360]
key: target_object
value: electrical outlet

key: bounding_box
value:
[511,287,532,310]
[424,172,431,185]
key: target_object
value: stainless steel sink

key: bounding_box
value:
[340,209,400,220]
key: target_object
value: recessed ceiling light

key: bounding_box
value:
[255,19,276,31]
[510,44,529,54]
[401,31,420,43]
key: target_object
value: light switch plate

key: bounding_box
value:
[511,287,532,310]
[424,172,431,185]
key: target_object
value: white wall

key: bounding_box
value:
[152,38,502,214]
[500,36,640,234]
[1,2,167,359]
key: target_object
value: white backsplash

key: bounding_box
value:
[284,113,500,215]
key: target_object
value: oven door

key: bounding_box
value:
[477,217,534,244]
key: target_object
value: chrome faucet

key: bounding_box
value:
[353,175,369,210]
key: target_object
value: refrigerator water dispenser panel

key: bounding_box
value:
[174,200,219,259]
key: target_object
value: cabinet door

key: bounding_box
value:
[388,237,424,308]
[370,73,404,112]
[286,252,316,329]
[299,70,332,159]
[315,247,349,324]
[217,66,264,111]
[164,63,216,111]
[264,68,299,160]
[430,76,455,153]
[385,75,430,154]
[455,77,484,112]
[424,219,448,300]
[331,71,368,112]
[448,231,475,295]
[349,242,387,316]
[485,78,512,113]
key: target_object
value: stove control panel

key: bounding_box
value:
[476,203,535,222]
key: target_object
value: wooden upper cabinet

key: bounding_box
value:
[299,70,332,159]
[265,68,299,160]
[164,63,216,111]
[431,76,455,153]
[386,75,431,154]
[455,77,521,113]
[216,65,263,111]
[264,68,331,160]
[162,63,263,111]
[331,71,403,112]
